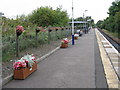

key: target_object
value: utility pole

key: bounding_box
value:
[72,0,74,45]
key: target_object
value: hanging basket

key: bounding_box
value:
[36,29,40,33]
[36,27,42,33]
[14,62,37,80]
[16,26,24,37]
[16,30,22,37]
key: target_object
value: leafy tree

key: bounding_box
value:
[108,2,119,16]
[96,20,103,28]
[28,6,70,27]
[96,1,120,35]
[74,17,83,21]
[114,12,120,33]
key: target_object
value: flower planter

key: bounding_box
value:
[14,62,37,80]
[74,37,78,40]
[60,43,68,48]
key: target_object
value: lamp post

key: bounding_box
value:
[83,13,84,32]
[84,10,88,34]
[72,0,74,45]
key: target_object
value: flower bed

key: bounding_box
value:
[60,38,69,48]
[13,54,37,79]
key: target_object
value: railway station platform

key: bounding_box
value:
[2,28,120,89]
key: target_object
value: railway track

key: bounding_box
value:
[98,28,120,53]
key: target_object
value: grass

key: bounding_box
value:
[103,29,119,39]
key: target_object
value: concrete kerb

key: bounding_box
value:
[2,74,13,87]
[2,38,72,87]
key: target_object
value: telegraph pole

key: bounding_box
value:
[72,0,74,45]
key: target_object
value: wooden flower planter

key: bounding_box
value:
[60,43,68,48]
[74,37,78,40]
[14,62,37,80]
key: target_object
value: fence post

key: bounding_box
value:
[16,35,19,57]
[61,27,64,39]
[16,25,24,57]
[35,28,40,48]
[36,31,38,48]
[65,27,68,37]
[48,29,52,44]
[55,28,58,40]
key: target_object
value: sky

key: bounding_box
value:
[0,0,115,23]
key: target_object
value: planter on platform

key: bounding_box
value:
[14,62,37,80]
[74,37,78,40]
[60,43,68,48]
[74,34,79,40]
[60,38,69,48]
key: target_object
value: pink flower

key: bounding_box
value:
[13,61,26,70]
[31,56,36,61]
[16,26,24,32]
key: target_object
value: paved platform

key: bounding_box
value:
[3,29,108,88]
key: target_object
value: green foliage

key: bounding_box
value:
[2,6,71,62]
[2,26,71,62]
[96,1,120,37]
[96,20,104,29]
[28,6,70,27]
[108,2,120,16]
[114,12,120,33]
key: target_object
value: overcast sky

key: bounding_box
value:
[0,0,115,23]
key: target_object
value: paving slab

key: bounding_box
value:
[104,45,112,48]
[105,48,116,53]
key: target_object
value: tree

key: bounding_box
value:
[96,1,120,34]
[74,17,83,21]
[96,20,103,28]
[28,6,70,27]
[114,12,120,33]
